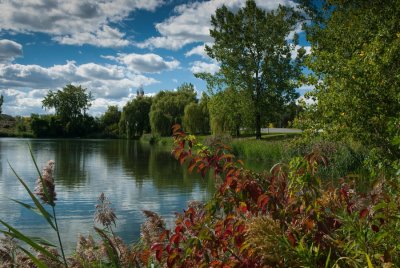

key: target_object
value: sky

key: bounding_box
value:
[0,0,311,116]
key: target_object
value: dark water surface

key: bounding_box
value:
[0,138,214,253]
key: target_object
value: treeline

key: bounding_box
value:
[25,82,299,139]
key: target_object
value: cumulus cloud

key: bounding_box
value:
[0,61,159,115]
[189,61,219,74]
[0,0,164,47]
[137,0,295,50]
[185,43,212,59]
[105,53,180,73]
[0,39,23,63]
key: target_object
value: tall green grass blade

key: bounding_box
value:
[324,248,331,268]
[365,253,374,268]
[7,161,56,230]
[94,226,121,268]
[29,146,53,206]
[0,220,60,262]
[30,237,57,247]
[10,198,46,217]
[18,246,49,268]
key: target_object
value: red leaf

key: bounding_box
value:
[257,194,270,209]
[239,202,247,213]
[156,248,163,262]
[371,225,380,232]
[151,243,163,251]
[287,232,297,247]
[170,233,181,245]
[188,160,197,173]
[359,208,369,219]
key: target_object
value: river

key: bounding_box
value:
[0,138,215,253]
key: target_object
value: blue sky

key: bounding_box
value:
[0,0,311,116]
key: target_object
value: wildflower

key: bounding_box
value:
[94,193,117,229]
[34,160,57,206]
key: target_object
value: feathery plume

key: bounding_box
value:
[34,160,57,206]
[94,193,117,228]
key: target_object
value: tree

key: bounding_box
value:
[0,94,3,114]
[205,0,304,139]
[43,84,92,121]
[150,83,197,136]
[208,87,251,136]
[119,96,152,138]
[101,105,121,138]
[183,93,210,134]
[42,84,93,136]
[300,0,400,158]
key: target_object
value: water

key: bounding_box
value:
[0,138,214,253]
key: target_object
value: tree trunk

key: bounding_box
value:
[255,112,261,139]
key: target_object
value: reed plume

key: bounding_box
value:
[94,192,117,229]
[34,160,57,206]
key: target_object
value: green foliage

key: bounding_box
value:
[42,84,93,137]
[150,83,196,136]
[30,113,99,138]
[204,0,303,138]
[300,0,400,159]
[42,84,92,122]
[119,96,152,138]
[183,93,210,134]
[100,105,121,138]
[208,87,251,136]
[0,94,3,114]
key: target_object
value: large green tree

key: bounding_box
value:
[43,84,92,122]
[300,0,400,158]
[42,84,93,136]
[150,83,197,136]
[205,0,304,139]
[119,96,152,138]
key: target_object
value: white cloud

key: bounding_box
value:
[106,53,180,73]
[189,61,219,74]
[137,0,295,50]
[0,61,159,115]
[185,43,212,59]
[0,0,164,47]
[0,39,23,63]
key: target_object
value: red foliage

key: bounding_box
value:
[143,124,394,267]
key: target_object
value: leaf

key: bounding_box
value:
[239,202,247,213]
[371,225,380,232]
[359,208,369,219]
[94,226,120,267]
[7,162,56,230]
[0,220,59,262]
[18,246,49,268]
[365,253,374,268]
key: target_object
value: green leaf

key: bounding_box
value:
[18,246,49,268]
[94,226,121,268]
[0,220,60,262]
[10,198,44,216]
[7,161,56,230]
[365,253,374,268]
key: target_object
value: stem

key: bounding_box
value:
[52,206,68,267]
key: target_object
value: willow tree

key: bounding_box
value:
[205,0,304,139]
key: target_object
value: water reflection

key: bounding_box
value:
[0,138,214,253]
